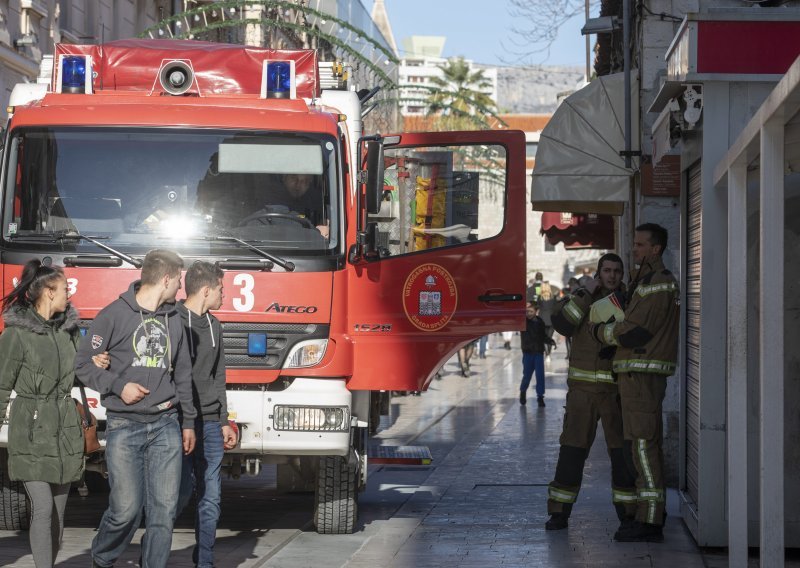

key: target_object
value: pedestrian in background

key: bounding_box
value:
[592,223,679,542]
[175,261,238,568]
[529,272,557,363]
[478,335,489,359]
[545,253,636,532]
[0,260,108,567]
[564,277,580,358]
[519,302,549,407]
[457,340,477,377]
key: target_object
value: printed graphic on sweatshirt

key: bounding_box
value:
[131,317,170,368]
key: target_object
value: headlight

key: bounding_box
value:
[272,405,349,431]
[283,339,328,368]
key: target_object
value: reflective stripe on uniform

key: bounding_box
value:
[637,439,657,524]
[635,282,678,298]
[612,489,637,503]
[612,359,676,374]
[568,367,615,384]
[602,322,619,346]
[548,486,578,504]
[563,300,584,325]
[637,488,664,501]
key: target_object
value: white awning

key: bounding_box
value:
[531,71,639,215]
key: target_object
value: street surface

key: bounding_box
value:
[0,336,788,567]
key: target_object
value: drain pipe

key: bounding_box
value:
[623,0,632,169]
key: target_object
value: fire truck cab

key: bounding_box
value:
[0,40,526,534]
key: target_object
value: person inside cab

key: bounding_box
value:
[239,173,329,238]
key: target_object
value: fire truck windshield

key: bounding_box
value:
[1,127,340,257]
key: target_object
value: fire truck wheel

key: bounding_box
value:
[0,449,30,531]
[313,455,358,534]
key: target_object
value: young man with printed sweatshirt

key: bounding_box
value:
[175,261,237,568]
[75,250,197,568]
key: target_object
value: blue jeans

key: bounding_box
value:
[520,352,545,398]
[177,420,224,568]
[478,335,488,357]
[92,412,182,568]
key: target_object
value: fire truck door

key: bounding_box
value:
[347,130,527,392]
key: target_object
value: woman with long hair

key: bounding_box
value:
[0,260,106,567]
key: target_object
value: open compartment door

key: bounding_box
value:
[347,130,527,391]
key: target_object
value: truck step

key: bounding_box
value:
[368,445,432,465]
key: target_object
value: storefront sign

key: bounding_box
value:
[641,155,681,197]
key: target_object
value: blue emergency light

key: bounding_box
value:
[266,61,292,99]
[248,333,268,357]
[61,56,87,94]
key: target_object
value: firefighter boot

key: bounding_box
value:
[614,520,664,543]
[545,512,569,530]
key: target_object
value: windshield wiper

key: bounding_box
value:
[9,230,142,268]
[204,234,295,272]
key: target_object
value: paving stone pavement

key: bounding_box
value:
[340,339,706,568]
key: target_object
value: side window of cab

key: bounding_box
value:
[371,144,507,256]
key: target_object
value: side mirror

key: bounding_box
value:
[365,140,384,215]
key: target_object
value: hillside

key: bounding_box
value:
[489,65,585,114]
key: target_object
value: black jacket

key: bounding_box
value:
[521,316,547,354]
[176,302,228,423]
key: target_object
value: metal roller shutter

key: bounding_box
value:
[685,163,702,504]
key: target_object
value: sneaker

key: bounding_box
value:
[614,520,664,542]
[520,391,527,405]
[545,513,569,530]
[537,396,546,407]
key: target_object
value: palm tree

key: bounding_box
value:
[425,57,498,131]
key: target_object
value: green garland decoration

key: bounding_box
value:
[140,1,398,87]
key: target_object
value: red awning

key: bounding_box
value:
[540,212,615,250]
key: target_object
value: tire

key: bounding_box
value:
[0,449,30,530]
[313,455,358,534]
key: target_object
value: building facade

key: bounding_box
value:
[398,35,498,117]
[0,0,170,119]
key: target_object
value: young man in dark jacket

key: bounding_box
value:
[519,302,549,407]
[75,250,197,568]
[175,261,237,568]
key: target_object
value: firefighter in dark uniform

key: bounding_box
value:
[592,223,679,542]
[545,253,637,531]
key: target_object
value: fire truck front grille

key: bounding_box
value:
[221,323,330,370]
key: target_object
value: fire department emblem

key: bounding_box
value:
[402,264,458,332]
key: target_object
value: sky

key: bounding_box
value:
[362,0,596,67]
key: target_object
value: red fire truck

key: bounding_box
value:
[0,39,526,534]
